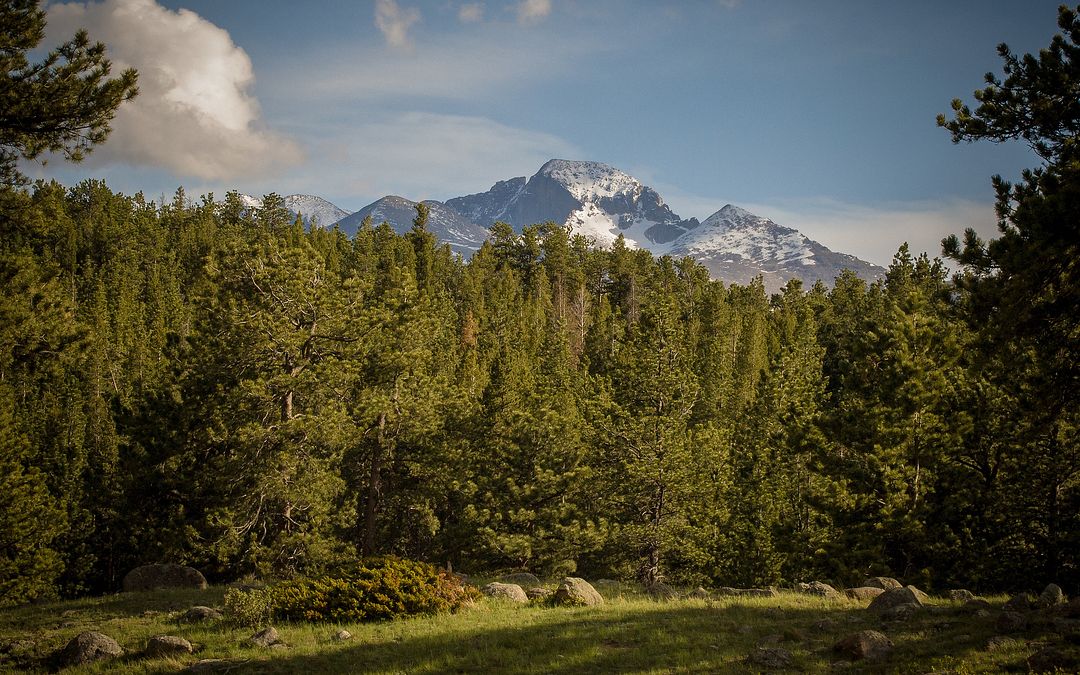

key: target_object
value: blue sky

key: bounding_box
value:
[34,0,1063,265]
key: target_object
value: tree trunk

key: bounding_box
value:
[361,411,387,557]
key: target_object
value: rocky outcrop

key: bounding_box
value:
[553,577,604,607]
[868,587,924,613]
[498,573,542,588]
[57,632,123,667]
[862,577,902,590]
[482,582,528,603]
[123,563,207,592]
[833,630,893,661]
[145,635,193,658]
[844,587,885,602]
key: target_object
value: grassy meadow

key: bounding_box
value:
[0,582,1065,673]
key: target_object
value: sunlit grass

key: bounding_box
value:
[0,584,1060,673]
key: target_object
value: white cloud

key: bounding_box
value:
[289,112,580,208]
[45,0,300,181]
[375,0,421,49]
[517,0,552,24]
[458,2,484,23]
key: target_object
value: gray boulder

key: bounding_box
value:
[181,606,223,623]
[1004,592,1035,612]
[947,589,976,602]
[250,627,280,647]
[526,587,553,601]
[798,581,841,600]
[844,587,885,602]
[862,576,902,590]
[481,582,528,603]
[123,563,207,592]
[334,630,352,641]
[995,611,1027,633]
[57,631,123,667]
[880,603,920,622]
[553,577,604,606]
[145,635,193,658]
[867,587,924,613]
[646,582,676,600]
[688,587,710,600]
[833,630,893,661]
[905,585,930,604]
[1038,583,1067,607]
[497,573,542,588]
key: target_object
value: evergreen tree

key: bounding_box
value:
[0,0,138,185]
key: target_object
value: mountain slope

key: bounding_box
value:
[446,159,699,248]
[238,193,351,229]
[669,204,884,291]
[334,196,490,257]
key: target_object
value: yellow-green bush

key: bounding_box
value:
[268,557,478,623]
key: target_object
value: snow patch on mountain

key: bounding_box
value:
[538,159,643,202]
[237,193,352,228]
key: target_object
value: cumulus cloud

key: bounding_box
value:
[457,2,484,23]
[44,0,300,181]
[375,0,421,49]
[517,0,552,24]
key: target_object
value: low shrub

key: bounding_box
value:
[267,557,478,623]
[224,586,273,628]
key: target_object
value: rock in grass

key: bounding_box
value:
[833,630,893,661]
[880,603,920,622]
[57,631,123,667]
[181,606,223,623]
[481,582,528,603]
[1028,646,1078,673]
[646,582,676,600]
[844,587,885,602]
[185,659,231,672]
[553,577,604,606]
[526,587,553,601]
[145,635,193,658]
[963,598,992,612]
[867,587,923,613]
[334,630,352,641]
[123,563,207,592]
[250,627,281,647]
[688,587,710,600]
[947,589,976,602]
[746,647,793,669]
[905,585,930,604]
[497,573,541,588]
[800,581,841,600]
[1038,583,1067,607]
[862,577,902,590]
[1004,592,1035,612]
[995,612,1027,633]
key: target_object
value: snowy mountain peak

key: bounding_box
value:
[538,159,642,202]
[236,193,351,229]
[715,204,755,220]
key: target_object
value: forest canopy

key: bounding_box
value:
[0,3,1076,604]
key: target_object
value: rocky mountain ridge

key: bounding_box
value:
[239,159,884,291]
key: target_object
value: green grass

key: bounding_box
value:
[0,584,1072,673]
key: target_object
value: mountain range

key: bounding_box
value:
[243,159,884,292]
